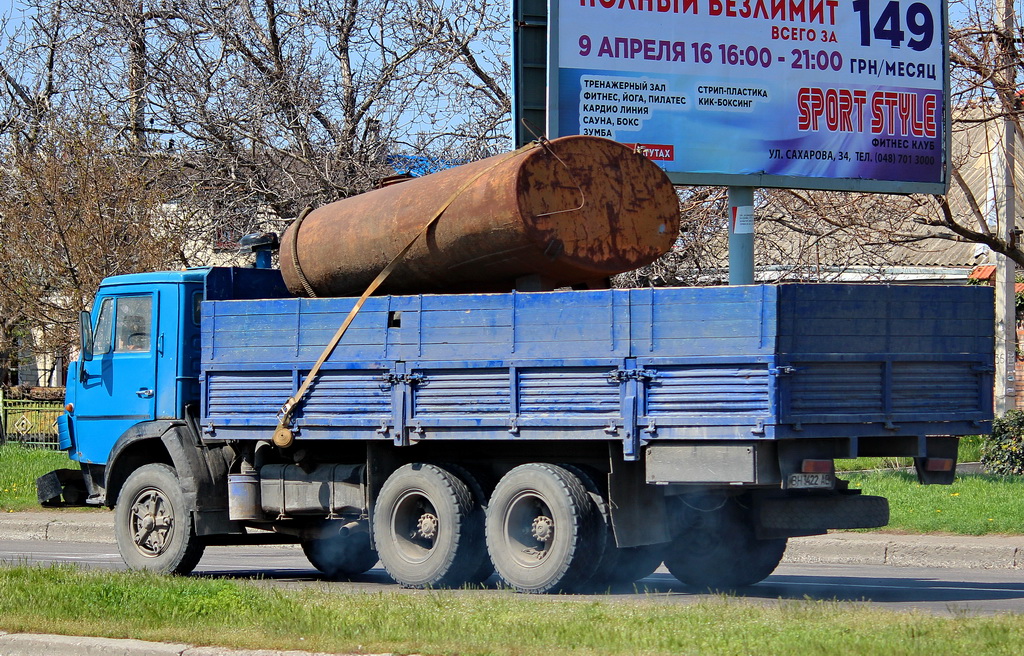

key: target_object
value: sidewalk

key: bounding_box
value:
[0,633,369,656]
[4,508,1024,570]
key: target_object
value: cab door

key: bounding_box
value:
[73,292,158,464]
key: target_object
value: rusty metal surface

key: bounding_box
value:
[280,136,680,297]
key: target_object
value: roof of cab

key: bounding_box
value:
[99,268,211,288]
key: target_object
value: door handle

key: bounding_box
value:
[136,388,154,399]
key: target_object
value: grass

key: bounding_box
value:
[0,564,1023,656]
[0,444,78,511]
[844,470,1024,535]
[835,434,985,472]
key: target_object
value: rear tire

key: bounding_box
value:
[438,462,494,584]
[555,464,663,589]
[114,463,205,575]
[302,521,378,579]
[664,495,786,590]
[373,463,485,588]
[485,463,604,594]
[604,543,666,586]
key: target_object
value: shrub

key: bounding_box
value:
[981,409,1024,475]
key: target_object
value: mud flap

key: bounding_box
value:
[36,469,88,506]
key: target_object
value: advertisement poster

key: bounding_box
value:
[554,0,947,190]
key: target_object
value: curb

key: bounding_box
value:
[0,511,113,544]
[0,632,385,656]
[782,532,1024,569]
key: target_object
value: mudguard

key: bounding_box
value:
[104,420,239,536]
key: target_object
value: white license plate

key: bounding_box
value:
[787,473,834,489]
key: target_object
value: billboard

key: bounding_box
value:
[534,0,949,193]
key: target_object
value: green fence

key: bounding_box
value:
[0,393,64,449]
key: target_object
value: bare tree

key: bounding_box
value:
[133,0,512,236]
[0,123,181,383]
[0,0,512,382]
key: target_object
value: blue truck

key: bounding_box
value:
[40,267,994,592]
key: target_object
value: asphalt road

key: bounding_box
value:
[5,539,1024,616]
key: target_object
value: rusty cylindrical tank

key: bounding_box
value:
[279,136,680,297]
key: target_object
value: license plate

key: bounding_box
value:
[787,473,834,489]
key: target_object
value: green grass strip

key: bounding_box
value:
[835,435,985,472]
[845,471,1024,535]
[0,564,1023,656]
[0,444,79,511]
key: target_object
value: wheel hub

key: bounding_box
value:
[530,515,554,543]
[415,512,439,541]
[130,489,173,557]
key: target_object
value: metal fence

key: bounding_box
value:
[0,394,64,449]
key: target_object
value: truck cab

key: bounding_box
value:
[64,271,204,465]
[55,268,287,507]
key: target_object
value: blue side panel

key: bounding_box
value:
[629,285,775,357]
[774,284,994,436]
[206,371,291,423]
[303,371,392,419]
[412,368,511,417]
[517,367,620,416]
[632,285,778,440]
[645,366,773,417]
[199,283,993,448]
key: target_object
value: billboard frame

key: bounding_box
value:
[513,0,952,195]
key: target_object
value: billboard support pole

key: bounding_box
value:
[994,0,1017,416]
[728,186,755,285]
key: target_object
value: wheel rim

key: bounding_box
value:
[128,486,174,558]
[502,490,555,569]
[389,489,439,564]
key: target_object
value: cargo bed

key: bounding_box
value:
[201,283,993,458]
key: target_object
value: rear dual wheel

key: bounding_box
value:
[559,464,664,590]
[373,461,662,593]
[664,495,786,590]
[484,463,605,593]
[373,463,489,588]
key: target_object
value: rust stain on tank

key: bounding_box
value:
[280,136,680,297]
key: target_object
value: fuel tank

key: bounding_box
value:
[280,136,680,296]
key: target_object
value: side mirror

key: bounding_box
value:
[79,311,94,362]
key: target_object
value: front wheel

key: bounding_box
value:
[114,463,205,574]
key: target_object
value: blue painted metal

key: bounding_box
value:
[386,154,463,177]
[193,281,994,454]
[56,413,73,450]
[61,267,995,463]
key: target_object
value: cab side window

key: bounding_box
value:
[93,298,114,355]
[114,296,153,353]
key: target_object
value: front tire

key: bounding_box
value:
[114,463,205,575]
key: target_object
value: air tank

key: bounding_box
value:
[279,136,680,297]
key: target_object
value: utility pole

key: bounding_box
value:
[994,0,1018,416]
